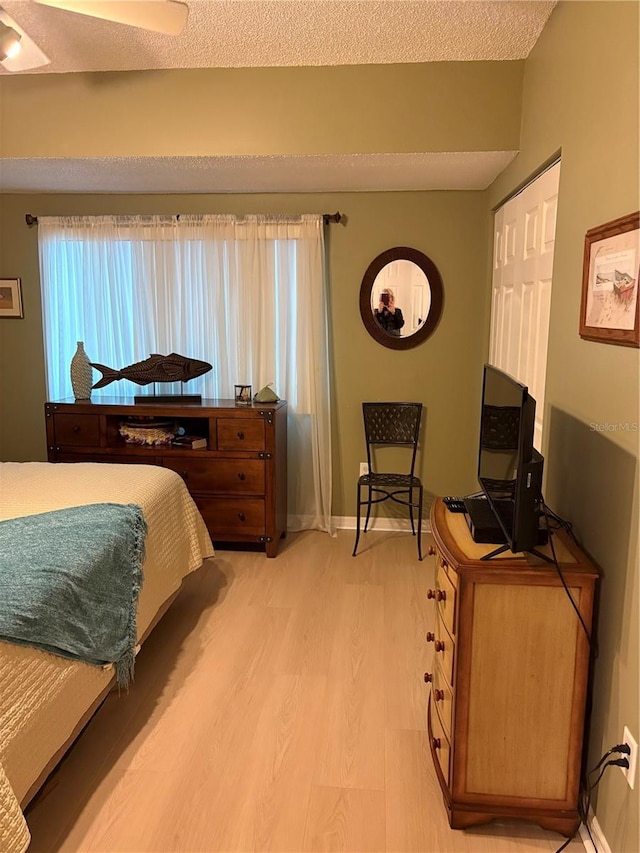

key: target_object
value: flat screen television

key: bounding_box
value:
[466,364,548,560]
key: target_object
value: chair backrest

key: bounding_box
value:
[480,404,520,450]
[362,402,422,476]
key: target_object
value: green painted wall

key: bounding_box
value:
[0,189,488,514]
[486,3,639,849]
[0,62,522,157]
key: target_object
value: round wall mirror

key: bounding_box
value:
[359,247,444,350]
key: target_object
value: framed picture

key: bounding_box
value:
[579,211,639,347]
[0,278,24,319]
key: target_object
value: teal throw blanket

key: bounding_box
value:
[0,503,146,687]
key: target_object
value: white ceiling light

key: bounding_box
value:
[0,1,186,73]
[0,6,50,70]
[34,0,189,36]
[0,19,21,60]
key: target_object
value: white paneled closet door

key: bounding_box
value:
[490,161,561,450]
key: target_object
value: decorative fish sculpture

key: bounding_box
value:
[90,353,212,389]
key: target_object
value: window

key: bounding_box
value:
[38,213,333,531]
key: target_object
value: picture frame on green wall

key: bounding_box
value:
[0,278,23,319]
[579,211,639,348]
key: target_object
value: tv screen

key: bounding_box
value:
[475,364,545,555]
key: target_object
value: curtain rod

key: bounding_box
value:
[25,212,343,227]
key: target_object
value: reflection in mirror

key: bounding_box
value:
[369,260,432,338]
[359,247,444,350]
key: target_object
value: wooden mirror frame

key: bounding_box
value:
[359,246,444,350]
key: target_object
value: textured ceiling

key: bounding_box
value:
[1,151,519,193]
[0,0,557,74]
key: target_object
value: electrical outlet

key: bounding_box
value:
[359,462,369,477]
[621,727,637,789]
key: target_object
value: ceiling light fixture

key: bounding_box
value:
[0,20,22,61]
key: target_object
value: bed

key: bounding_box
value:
[0,462,215,853]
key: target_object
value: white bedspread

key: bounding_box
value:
[0,763,28,853]
[0,462,215,851]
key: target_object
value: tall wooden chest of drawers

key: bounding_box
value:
[45,398,287,557]
[426,497,598,836]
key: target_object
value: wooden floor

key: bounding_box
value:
[25,529,585,853]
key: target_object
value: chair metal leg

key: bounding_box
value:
[409,487,416,535]
[417,486,424,561]
[352,482,362,557]
[364,484,373,532]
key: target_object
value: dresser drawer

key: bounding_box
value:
[162,458,265,494]
[438,552,457,586]
[433,659,454,738]
[195,497,266,536]
[52,414,100,447]
[433,611,455,686]
[217,418,265,451]
[430,696,451,785]
[436,559,457,636]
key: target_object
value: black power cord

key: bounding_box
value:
[541,501,576,538]
[536,495,605,853]
[554,745,631,853]
[588,757,629,789]
[589,742,631,775]
[538,500,597,656]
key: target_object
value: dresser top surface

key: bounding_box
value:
[430,497,599,577]
[46,397,286,413]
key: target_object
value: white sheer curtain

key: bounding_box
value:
[38,213,333,533]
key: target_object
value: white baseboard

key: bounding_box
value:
[579,807,611,853]
[333,515,432,534]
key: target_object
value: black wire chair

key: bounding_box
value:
[352,402,424,560]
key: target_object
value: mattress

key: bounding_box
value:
[0,763,29,853]
[0,462,215,852]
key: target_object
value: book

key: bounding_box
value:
[171,435,208,449]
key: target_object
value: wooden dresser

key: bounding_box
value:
[45,398,287,557]
[426,497,598,836]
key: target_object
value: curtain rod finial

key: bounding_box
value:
[25,214,38,227]
[323,212,343,225]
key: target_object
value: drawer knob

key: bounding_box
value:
[424,672,433,683]
[180,471,189,480]
[426,632,435,643]
[238,472,246,480]
[434,640,445,653]
[237,431,245,440]
[238,512,246,521]
[428,545,436,556]
[432,737,441,751]
[433,689,445,702]
[72,425,80,433]
[436,590,446,602]
[427,589,436,600]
